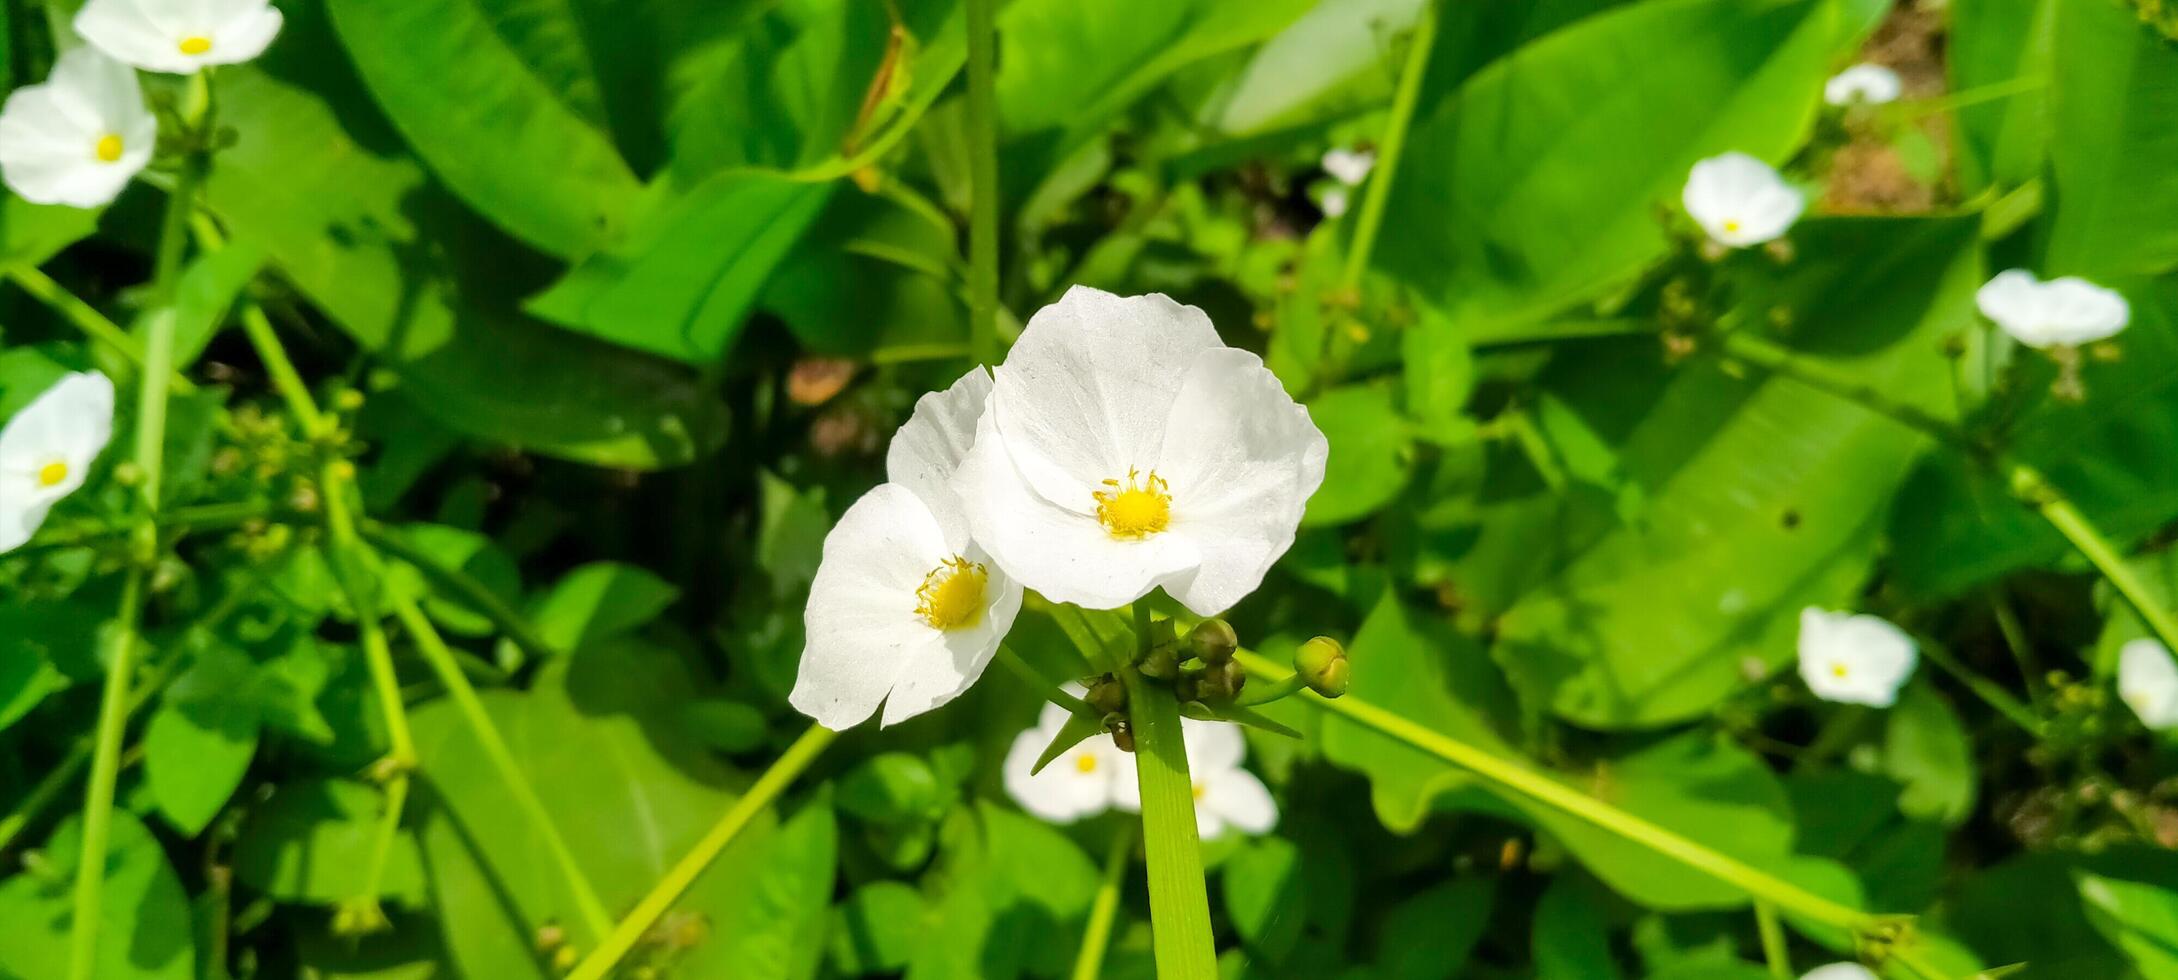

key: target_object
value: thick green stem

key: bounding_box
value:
[1121,605,1218,979]
[66,570,144,980]
[1232,650,1870,933]
[1755,901,1791,980]
[564,724,839,980]
[963,0,1001,365]
[1072,823,1136,980]
[1340,0,1437,291]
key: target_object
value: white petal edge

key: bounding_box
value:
[788,484,953,731]
[885,366,992,549]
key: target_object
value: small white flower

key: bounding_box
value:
[1115,718,1276,840]
[1002,699,1136,823]
[0,371,115,552]
[1797,607,1917,708]
[1975,269,2131,349]
[952,287,1328,616]
[0,47,155,208]
[789,368,1025,730]
[1682,152,1804,248]
[1321,147,1375,187]
[1824,64,1902,106]
[75,0,284,74]
[1321,186,1352,219]
[1801,965,1878,980]
[2119,638,2178,731]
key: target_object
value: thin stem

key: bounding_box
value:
[357,520,558,665]
[995,645,1094,716]
[1755,901,1791,980]
[2011,461,2178,669]
[323,462,418,922]
[1715,331,1971,452]
[963,0,1000,366]
[563,724,839,980]
[1988,589,2045,704]
[18,500,283,555]
[1340,0,1436,291]
[1231,650,1871,933]
[1121,605,1217,979]
[389,598,613,938]
[3,265,194,393]
[1913,637,2045,736]
[1072,823,1136,980]
[236,300,327,438]
[66,571,144,980]
[1233,672,1304,708]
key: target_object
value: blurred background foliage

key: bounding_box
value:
[1,0,2177,977]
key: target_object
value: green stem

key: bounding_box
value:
[995,645,1094,716]
[1232,650,1870,933]
[563,724,839,980]
[236,300,327,439]
[1715,331,1971,452]
[1988,589,2045,704]
[2,265,194,393]
[1121,605,1218,979]
[963,0,1000,366]
[358,520,558,665]
[1339,0,1436,291]
[1232,672,1304,708]
[1913,637,2044,736]
[2011,461,2178,668]
[1072,823,1136,980]
[1755,901,1791,980]
[17,500,282,555]
[389,598,613,938]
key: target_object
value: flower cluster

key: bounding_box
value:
[0,372,115,552]
[1001,698,1277,839]
[791,287,1328,730]
[0,0,282,209]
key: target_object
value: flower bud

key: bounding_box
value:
[113,461,144,487]
[1197,659,1245,701]
[1295,636,1349,698]
[1137,644,1179,680]
[1189,619,1238,664]
[1086,675,1127,715]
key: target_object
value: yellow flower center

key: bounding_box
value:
[1722,218,1742,234]
[1192,781,1207,801]
[179,36,213,56]
[1074,753,1099,774]
[1093,468,1171,539]
[36,461,68,487]
[94,134,123,163]
[1830,663,1849,679]
[914,555,987,631]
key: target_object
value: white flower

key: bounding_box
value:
[952,287,1328,616]
[1682,152,1804,248]
[1975,269,2131,349]
[1002,699,1136,823]
[2119,638,2178,731]
[0,371,115,552]
[1801,965,1878,980]
[789,368,1025,730]
[0,47,155,208]
[1321,147,1374,186]
[1797,608,1917,708]
[1115,718,1276,840]
[75,0,284,74]
[1321,186,1352,219]
[1824,64,1902,106]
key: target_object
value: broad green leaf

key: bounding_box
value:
[0,601,74,733]
[1223,833,1358,965]
[2077,863,2178,978]
[836,752,945,825]
[2045,0,2178,278]
[830,880,928,975]
[1376,877,1492,980]
[1204,0,1424,137]
[0,811,194,980]
[326,0,641,258]
[760,190,966,357]
[525,561,680,654]
[380,524,522,637]
[201,9,726,469]
[526,171,833,364]
[1948,853,2126,976]
[705,799,837,980]
[232,777,428,906]
[1948,0,2054,195]
[1533,876,1623,980]
[905,802,1099,980]
[1376,0,1884,341]
[1493,217,1980,728]
[161,242,266,369]
[144,690,259,836]
[1302,383,1414,527]
[1881,680,1976,826]
[0,193,100,266]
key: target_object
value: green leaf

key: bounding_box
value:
[526,172,833,363]
[1948,0,2054,195]
[162,242,266,370]
[1378,879,1493,980]
[1881,680,1976,826]
[1949,853,2126,976]
[678,698,769,754]
[831,880,928,976]
[1302,383,1415,527]
[1493,217,1980,728]
[0,811,195,980]
[526,561,680,654]
[0,601,75,733]
[1203,0,1424,137]
[144,690,259,836]
[836,752,945,825]
[0,193,100,266]
[380,524,523,637]
[2077,862,2178,978]
[1222,833,1359,965]
[1533,876,1623,980]
[232,777,428,906]
[705,799,837,980]
[325,0,641,258]
[760,190,966,357]
[906,802,1099,980]
[2045,0,2178,278]
[1377,0,1883,340]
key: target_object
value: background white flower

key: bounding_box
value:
[789,369,1024,730]
[0,371,115,552]
[0,47,155,208]
[1319,147,1375,217]
[1975,269,2131,349]
[1797,607,1917,708]
[1823,63,1902,106]
[1682,152,1804,248]
[1116,717,1275,840]
[76,0,284,74]
[2119,638,2178,731]
[953,287,1328,617]
[1002,699,1136,823]
[1800,964,1878,980]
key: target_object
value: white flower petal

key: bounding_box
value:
[878,550,1021,727]
[886,366,992,549]
[1321,147,1374,186]
[1797,607,1917,708]
[1003,725,1112,822]
[2119,638,2178,730]
[1977,269,2130,348]
[1200,767,1277,837]
[0,371,114,538]
[1180,716,1246,773]
[987,286,1220,513]
[1321,186,1351,218]
[1800,965,1878,980]
[1682,152,1802,248]
[954,408,1201,609]
[208,4,283,65]
[1824,64,1902,106]
[0,48,152,208]
[788,484,952,730]
[75,0,190,73]
[76,0,281,73]
[0,499,54,553]
[1154,348,1327,616]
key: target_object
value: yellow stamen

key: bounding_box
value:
[1191,782,1206,801]
[1093,468,1171,540]
[1830,663,1849,679]
[94,134,123,163]
[1074,754,1098,774]
[914,555,987,631]
[1722,218,1742,234]
[36,461,68,487]
[179,36,212,56]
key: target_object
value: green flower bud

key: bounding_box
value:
[1086,675,1127,715]
[1189,619,1238,664]
[1137,644,1180,680]
[1295,636,1349,698]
